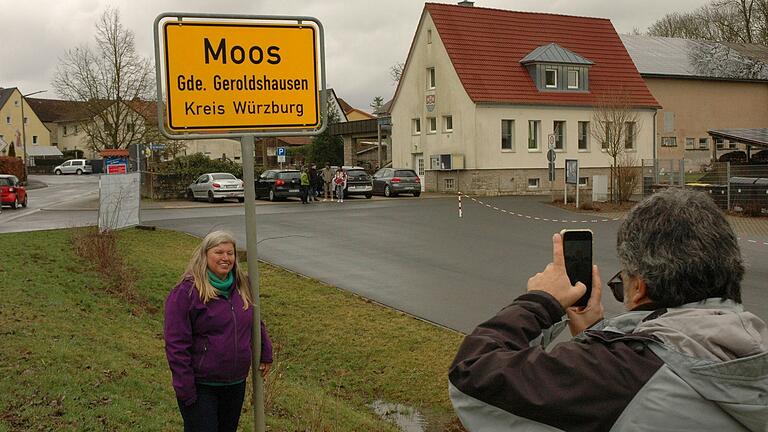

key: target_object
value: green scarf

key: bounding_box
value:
[207,270,234,299]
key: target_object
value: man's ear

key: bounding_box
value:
[632,278,652,307]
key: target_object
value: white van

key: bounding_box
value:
[54,159,93,175]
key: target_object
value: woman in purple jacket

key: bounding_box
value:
[164,231,273,432]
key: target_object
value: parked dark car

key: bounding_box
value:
[0,175,28,209]
[255,170,301,201]
[372,168,421,197]
[342,167,373,199]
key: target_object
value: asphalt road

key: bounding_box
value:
[4,176,766,333]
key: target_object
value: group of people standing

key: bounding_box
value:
[300,162,348,204]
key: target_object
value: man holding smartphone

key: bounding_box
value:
[449,188,767,431]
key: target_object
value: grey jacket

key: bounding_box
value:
[449,292,768,431]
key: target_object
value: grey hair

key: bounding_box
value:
[616,188,743,307]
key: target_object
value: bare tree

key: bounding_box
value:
[390,62,405,84]
[590,89,641,203]
[648,0,768,44]
[53,8,159,153]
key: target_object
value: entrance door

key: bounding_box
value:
[413,155,425,192]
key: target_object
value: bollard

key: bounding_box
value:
[459,194,463,218]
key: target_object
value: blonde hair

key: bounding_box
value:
[181,231,253,309]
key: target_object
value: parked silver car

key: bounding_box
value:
[54,159,93,175]
[372,168,421,197]
[186,172,245,203]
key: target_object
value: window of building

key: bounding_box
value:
[427,67,436,89]
[528,178,540,188]
[545,69,557,88]
[685,137,694,149]
[528,120,540,150]
[663,112,675,132]
[661,137,678,147]
[624,122,635,150]
[32,136,38,144]
[74,125,78,134]
[501,120,515,151]
[63,125,68,135]
[5,117,9,124]
[444,178,455,190]
[578,121,589,150]
[412,118,421,135]
[579,177,589,186]
[728,140,737,149]
[427,29,432,44]
[715,137,725,149]
[428,117,437,134]
[553,121,566,150]
[698,138,709,150]
[568,70,579,89]
[23,117,28,124]
[14,100,19,107]
[443,115,453,132]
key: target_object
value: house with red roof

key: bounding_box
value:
[390,2,660,195]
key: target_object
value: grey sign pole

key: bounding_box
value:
[241,135,265,432]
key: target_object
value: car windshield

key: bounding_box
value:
[0,178,12,186]
[212,173,236,180]
[278,172,300,180]
[346,170,367,178]
[395,170,417,177]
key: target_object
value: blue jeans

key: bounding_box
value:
[177,382,246,432]
[335,184,344,200]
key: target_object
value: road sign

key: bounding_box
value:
[160,20,320,133]
[548,162,555,182]
[276,147,286,156]
[277,155,286,163]
[547,149,556,162]
[548,134,555,149]
[566,159,579,185]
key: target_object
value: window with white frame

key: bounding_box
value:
[728,140,737,149]
[412,118,421,135]
[5,117,10,124]
[579,177,589,186]
[661,137,678,147]
[568,70,579,89]
[578,121,589,150]
[427,67,436,89]
[427,117,437,133]
[545,69,557,88]
[685,137,694,149]
[32,136,38,144]
[528,178,540,188]
[501,120,515,151]
[698,138,709,150]
[63,125,68,135]
[443,115,453,132]
[553,121,566,150]
[444,178,455,190]
[528,120,540,150]
[427,29,432,44]
[624,122,635,150]
[23,117,27,124]
[715,137,725,149]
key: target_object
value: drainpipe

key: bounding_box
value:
[653,110,658,183]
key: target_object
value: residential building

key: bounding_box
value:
[338,98,376,121]
[390,3,659,195]
[0,88,54,160]
[621,35,768,170]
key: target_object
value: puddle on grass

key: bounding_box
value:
[370,400,427,432]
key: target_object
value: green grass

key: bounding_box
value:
[0,228,464,431]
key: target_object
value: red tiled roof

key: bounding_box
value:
[27,98,92,123]
[277,136,312,146]
[422,3,659,108]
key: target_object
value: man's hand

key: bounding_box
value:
[527,233,587,309]
[566,265,605,336]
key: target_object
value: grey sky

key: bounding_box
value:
[2,0,711,112]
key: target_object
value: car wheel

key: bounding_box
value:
[237,197,245,203]
[208,191,215,203]
[384,185,393,197]
[22,196,28,208]
[186,189,195,201]
[10,197,18,210]
[76,169,83,175]
[413,192,421,197]
[55,169,62,175]
[269,189,276,202]
[365,193,372,199]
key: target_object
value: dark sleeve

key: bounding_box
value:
[164,283,197,406]
[448,291,664,432]
[260,321,273,364]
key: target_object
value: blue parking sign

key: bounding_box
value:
[277,147,286,156]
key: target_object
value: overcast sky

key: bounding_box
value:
[2,0,712,112]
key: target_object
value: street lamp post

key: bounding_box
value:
[20,89,48,178]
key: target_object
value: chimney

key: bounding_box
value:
[458,1,474,6]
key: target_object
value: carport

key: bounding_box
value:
[708,128,768,162]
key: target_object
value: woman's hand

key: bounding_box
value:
[259,362,272,377]
[566,265,605,336]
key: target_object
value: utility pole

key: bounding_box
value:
[20,89,48,179]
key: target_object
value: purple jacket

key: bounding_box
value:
[164,277,273,406]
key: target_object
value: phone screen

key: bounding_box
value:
[562,230,593,308]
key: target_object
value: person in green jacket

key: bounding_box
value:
[299,168,310,204]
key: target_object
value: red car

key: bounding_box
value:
[0,175,28,209]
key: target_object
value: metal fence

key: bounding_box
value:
[643,159,768,216]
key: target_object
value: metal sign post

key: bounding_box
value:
[154,13,326,432]
[565,159,579,208]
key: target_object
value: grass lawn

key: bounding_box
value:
[0,228,464,431]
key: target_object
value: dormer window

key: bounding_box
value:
[545,69,557,88]
[520,43,593,92]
